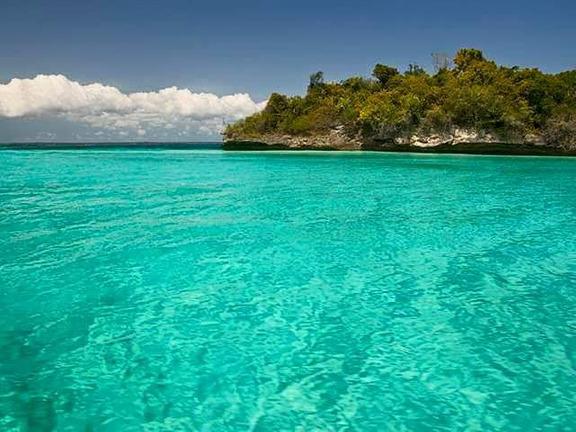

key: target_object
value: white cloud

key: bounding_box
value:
[0,74,267,135]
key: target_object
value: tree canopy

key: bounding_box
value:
[225,49,576,148]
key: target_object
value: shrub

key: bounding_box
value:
[224,48,576,144]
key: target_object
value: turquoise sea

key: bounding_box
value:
[1,147,575,431]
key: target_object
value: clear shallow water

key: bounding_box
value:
[1,148,575,431]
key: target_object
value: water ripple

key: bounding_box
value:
[1,150,575,431]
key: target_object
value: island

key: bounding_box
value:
[223,49,576,156]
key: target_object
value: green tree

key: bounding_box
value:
[308,71,325,90]
[372,64,399,86]
[405,64,427,76]
[454,49,486,72]
[224,47,576,149]
[264,93,289,115]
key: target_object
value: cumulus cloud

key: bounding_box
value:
[0,74,266,135]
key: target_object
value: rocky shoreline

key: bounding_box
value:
[223,128,576,156]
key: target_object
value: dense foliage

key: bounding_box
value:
[225,49,576,147]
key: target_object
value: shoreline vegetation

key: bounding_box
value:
[223,49,576,155]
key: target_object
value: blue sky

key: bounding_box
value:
[1,0,574,142]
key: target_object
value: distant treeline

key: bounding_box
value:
[225,49,576,148]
